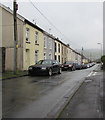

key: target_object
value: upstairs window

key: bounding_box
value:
[58,44,60,53]
[62,46,63,54]
[44,37,47,48]
[35,31,38,44]
[49,38,52,49]
[26,28,30,42]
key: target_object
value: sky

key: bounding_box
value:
[1,0,103,51]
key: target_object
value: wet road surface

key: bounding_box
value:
[2,64,100,118]
[59,68,103,118]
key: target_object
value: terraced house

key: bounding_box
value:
[1,4,24,71]
[1,3,89,72]
[23,19,44,70]
[1,4,44,71]
[43,32,55,60]
[61,43,67,64]
[54,38,62,64]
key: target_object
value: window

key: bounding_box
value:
[26,28,30,42]
[55,42,57,52]
[75,54,78,60]
[44,37,47,48]
[44,53,46,60]
[49,53,52,59]
[35,50,38,63]
[35,31,38,44]
[58,55,60,63]
[49,38,52,49]
[65,58,66,62]
[58,44,60,53]
[62,46,63,54]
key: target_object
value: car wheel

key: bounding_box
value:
[48,68,52,76]
[58,68,62,74]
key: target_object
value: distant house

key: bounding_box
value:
[61,43,67,64]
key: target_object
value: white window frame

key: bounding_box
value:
[26,28,30,42]
[35,31,38,44]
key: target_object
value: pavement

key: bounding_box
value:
[1,71,28,80]
[58,68,104,118]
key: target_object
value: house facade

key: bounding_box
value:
[66,47,72,62]
[23,20,44,70]
[43,32,55,60]
[61,43,67,64]
[1,4,24,71]
[54,38,62,64]
[1,4,44,71]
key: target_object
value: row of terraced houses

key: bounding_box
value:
[0,4,89,71]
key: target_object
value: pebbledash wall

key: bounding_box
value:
[1,3,89,71]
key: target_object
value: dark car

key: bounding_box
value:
[28,59,62,76]
[81,64,87,69]
[62,61,76,71]
[74,63,82,70]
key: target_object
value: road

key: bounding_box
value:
[59,66,103,118]
[2,64,100,118]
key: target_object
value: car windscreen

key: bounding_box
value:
[36,60,52,65]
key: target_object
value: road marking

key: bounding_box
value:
[87,72,94,77]
[93,72,97,76]
[87,71,97,77]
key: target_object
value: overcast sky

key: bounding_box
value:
[1,1,103,50]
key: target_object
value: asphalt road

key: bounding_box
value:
[2,64,100,118]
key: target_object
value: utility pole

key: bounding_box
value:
[13,0,18,74]
[81,47,83,64]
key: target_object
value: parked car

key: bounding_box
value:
[62,61,76,71]
[28,59,62,76]
[81,64,87,69]
[74,63,82,70]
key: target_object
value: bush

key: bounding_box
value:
[101,55,105,70]
[101,55,105,63]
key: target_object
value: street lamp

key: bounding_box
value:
[97,43,102,57]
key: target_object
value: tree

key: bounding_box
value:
[101,55,105,70]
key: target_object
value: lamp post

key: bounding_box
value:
[81,47,83,64]
[97,43,102,58]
